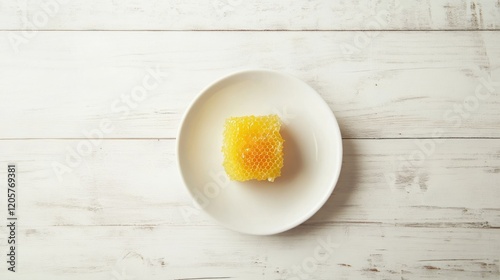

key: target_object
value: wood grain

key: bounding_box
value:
[1,139,499,227]
[0,139,498,279]
[0,0,499,31]
[1,31,499,139]
[2,225,499,280]
[1,1,499,279]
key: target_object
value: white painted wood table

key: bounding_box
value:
[1,1,500,279]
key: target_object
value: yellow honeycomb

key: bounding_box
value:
[222,114,284,182]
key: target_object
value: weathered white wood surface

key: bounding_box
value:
[0,139,499,279]
[0,0,499,279]
[1,31,499,139]
[0,0,499,30]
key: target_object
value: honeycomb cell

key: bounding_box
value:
[222,115,284,182]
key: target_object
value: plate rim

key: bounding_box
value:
[176,69,343,235]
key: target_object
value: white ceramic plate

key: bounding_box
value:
[177,70,342,235]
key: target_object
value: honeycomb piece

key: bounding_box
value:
[222,115,284,182]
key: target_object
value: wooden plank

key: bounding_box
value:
[0,0,499,31]
[1,31,499,139]
[0,225,498,279]
[0,139,498,227]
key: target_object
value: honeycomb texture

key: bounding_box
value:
[222,115,284,182]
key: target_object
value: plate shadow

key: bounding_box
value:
[277,138,359,237]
